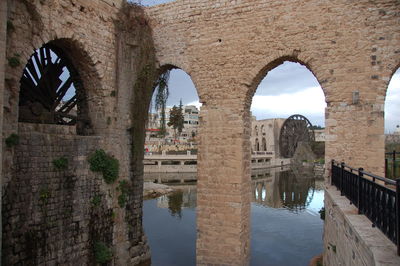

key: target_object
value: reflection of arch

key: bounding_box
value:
[262,138,267,151]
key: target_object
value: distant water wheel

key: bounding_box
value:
[19,43,81,125]
[279,114,315,158]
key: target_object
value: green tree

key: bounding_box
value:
[168,103,184,142]
[153,71,170,138]
[177,99,184,135]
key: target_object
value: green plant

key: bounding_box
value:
[93,241,112,264]
[5,133,19,148]
[152,70,170,138]
[88,149,119,184]
[39,188,50,205]
[7,20,15,33]
[8,53,21,68]
[319,207,325,220]
[53,157,68,170]
[91,194,102,206]
[328,242,336,253]
[117,180,129,208]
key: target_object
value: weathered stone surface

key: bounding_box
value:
[1,0,400,265]
[324,187,400,266]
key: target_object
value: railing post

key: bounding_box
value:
[393,150,396,179]
[358,168,363,214]
[340,162,345,196]
[331,159,334,185]
[385,158,388,178]
[396,178,400,256]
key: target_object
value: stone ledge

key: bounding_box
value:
[324,186,400,266]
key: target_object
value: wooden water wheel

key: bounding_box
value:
[19,43,79,125]
[279,114,315,158]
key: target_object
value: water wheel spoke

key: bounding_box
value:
[33,51,43,74]
[25,61,40,85]
[45,46,52,66]
[19,43,82,126]
[58,95,77,113]
[20,76,49,107]
[39,47,47,67]
[53,78,73,109]
[279,114,315,158]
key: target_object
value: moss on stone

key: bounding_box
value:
[88,149,119,184]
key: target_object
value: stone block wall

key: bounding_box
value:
[1,0,399,265]
[145,1,400,264]
[2,123,110,264]
[2,0,154,264]
[2,123,151,264]
[324,186,400,266]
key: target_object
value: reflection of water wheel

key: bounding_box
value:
[19,43,79,125]
[278,170,315,212]
[279,114,315,158]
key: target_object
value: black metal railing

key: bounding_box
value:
[385,150,400,179]
[331,160,400,255]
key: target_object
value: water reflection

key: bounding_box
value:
[157,187,197,218]
[144,166,324,265]
[152,166,321,215]
[252,169,317,212]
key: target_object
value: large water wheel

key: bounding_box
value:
[279,114,315,158]
[19,43,82,125]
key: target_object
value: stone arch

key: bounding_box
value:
[246,56,326,157]
[262,137,267,152]
[155,63,201,101]
[384,64,400,137]
[255,138,260,152]
[245,56,327,109]
[18,41,94,135]
[7,37,104,134]
[38,38,103,133]
[384,63,400,100]
[254,125,258,136]
[5,0,106,134]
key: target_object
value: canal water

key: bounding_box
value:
[143,167,324,266]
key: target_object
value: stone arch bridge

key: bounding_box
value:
[0,0,399,265]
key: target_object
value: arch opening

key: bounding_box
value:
[249,59,326,265]
[384,67,400,179]
[142,67,200,266]
[18,40,94,135]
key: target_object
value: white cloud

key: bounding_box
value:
[251,86,326,125]
[185,100,202,110]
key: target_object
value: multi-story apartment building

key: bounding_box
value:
[146,105,200,143]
